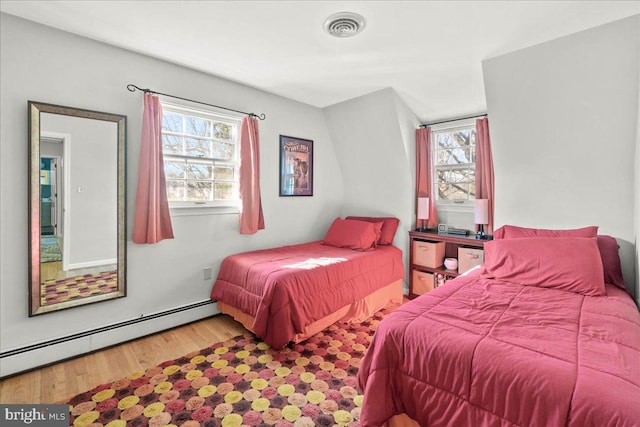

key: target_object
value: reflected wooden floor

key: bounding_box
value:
[40,235,117,282]
[40,259,62,282]
[39,234,119,306]
[41,261,118,282]
[0,314,248,404]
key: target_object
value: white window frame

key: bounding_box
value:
[431,118,476,212]
[160,101,241,214]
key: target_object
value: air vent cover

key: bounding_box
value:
[324,12,366,38]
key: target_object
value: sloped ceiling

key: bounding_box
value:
[1,1,638,121]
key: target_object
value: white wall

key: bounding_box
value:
[0,13,345,371]
[483,15,640,299]
[323,88,418,291]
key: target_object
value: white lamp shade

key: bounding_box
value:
[475,199,489,225]
[417,197,430,220]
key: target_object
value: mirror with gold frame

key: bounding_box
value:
[29,101,126,316]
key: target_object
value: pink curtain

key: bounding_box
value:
[239,116,265,234]
[475,118,495,234]
[416,127,439,229]
[132,93,174,244]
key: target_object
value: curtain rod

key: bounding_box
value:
[420,113,487,128]
[126,84,266,120]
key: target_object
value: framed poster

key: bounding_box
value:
[279,135,313,196]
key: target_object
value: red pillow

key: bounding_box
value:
[345,216,400,245]
[597,235,626,291]
[323,218,380,251]
[482,237,606,296]
[493,224,598,239]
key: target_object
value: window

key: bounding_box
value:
[433,123,476,206]
[161,103,241,208]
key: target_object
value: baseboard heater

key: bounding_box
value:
[0,300,215,359]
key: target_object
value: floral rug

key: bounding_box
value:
[41,270,118,306]
[66,309,391,427]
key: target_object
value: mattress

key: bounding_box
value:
[210,240,405,349]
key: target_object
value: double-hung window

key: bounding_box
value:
[433,121,476,208]
[161,103,241,209]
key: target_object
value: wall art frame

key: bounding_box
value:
[279,135,313,197]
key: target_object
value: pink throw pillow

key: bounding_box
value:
[482,237,606,296]
[493,225,626,291]
[323,218,380,251]
[493,224,598,239]
[597,235,626,291]
[345,216,400,245]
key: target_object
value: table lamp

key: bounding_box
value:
[417,197,429,232]
[475,199,488,239]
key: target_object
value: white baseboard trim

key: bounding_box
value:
[0,300,219,378]
[65,258,117,271]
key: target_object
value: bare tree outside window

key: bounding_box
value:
[161,105,240,206]
[434,126,476,203]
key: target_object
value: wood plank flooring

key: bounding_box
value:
[0,314,248,404]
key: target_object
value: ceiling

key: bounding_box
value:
[1,1,638,122]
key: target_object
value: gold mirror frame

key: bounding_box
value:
[28,101,127,316]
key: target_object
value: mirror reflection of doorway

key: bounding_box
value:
[40,157,59,236]
[40,135,64,281]
[40,137,64,285]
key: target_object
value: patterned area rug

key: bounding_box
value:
[41,270,118,306]
[41,236,62,263]
[66,309,392,427]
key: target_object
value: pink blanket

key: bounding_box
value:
[210,241,404,349]
[358,270,640,426]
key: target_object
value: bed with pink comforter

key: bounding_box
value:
[358,232,640,427]
[210,240,404,349]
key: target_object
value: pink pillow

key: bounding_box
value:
[482,237,606,296]
[493,225,625,291]
[345,216,400,245]
[597,235,626,291]
[493,224,598,239]
[323,218,380,251]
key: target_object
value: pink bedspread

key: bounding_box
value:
[210,241,404,349]
[358,269,640,426]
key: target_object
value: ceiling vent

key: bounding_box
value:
[323,12,366,38]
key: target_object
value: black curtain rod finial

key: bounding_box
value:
[126,83,266,120]
[127,84,154,94]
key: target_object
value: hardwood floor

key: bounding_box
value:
[0,314,248,404]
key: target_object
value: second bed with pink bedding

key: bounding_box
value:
[210,218,405,349]
[358,228,640,426]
